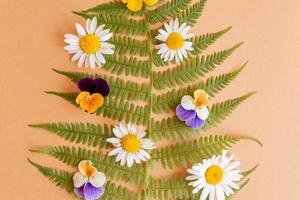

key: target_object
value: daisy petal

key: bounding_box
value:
[76,23,86,36]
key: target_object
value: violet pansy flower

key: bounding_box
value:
[176,89,210,129]
[75,78,110,113]
[78,77,110,97]
[73,160,106,200]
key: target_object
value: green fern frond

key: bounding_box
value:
[204,92,256,130]
[102,181,142,200]
[45,91,77,105]
[110,35,150,56]
[97,97,150,125]
[148,0,192,24]
[73,12,148,35]
[31,146,147,185]
[104,55,151,78]
[151,92,253,141]
[28,159,73,193]
[152,135,240,169]
[46,92,150,125]
[78,0,145,16]
[190,27,232,55]
[53,69,150,101]
[178,0,207,26]
[28,123,111,148]
[153,43,243,90]
[28,159,140,200]
[148,177,192,200]
[152,64,246,113]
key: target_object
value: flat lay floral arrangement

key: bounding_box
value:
[28,0,261,199]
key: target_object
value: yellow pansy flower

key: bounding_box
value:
[75,91,104,113]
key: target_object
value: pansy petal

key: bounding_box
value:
[196,106,209,120]
[176,105,196,121]
[83,183,105,200]
[74,185,85,198]
[76,91,90,104]
[185,116,205,129]
[79,93,104,113]
[89,172,106,187]
[194,89,209,107]
[77,78,96,93]
[73,172,88,188]
[181,95,195,110]
[78,160,97,178]
[94,78,110,97]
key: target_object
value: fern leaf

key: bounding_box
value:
[102,181,142,200]
[28,159,73,193]
[78,0,145,16]
[104,55,151,78]
[178,0,207,26]
[46,92,150,125]
[153,43,243,90]
[204,92,256,130]
[151,135,240,169]
[152,64,245,113]
[148,177,192,200]
[148,0,192,24]
[190,27,232,55]
[28,122,112,148]
[110,35,150,56]
[151,92,254,141]
[53,69,151,101]
[28,159,140,200]
[31,146,147,185]
[73,12,148,35]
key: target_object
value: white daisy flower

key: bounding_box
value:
[106,124,156,168]
[155,18,194,63]
[64,17,115,69]
[186,151,243,200]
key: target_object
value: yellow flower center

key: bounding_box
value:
[79,34,100,54]
[205,165,223,185]
[121,134,141,153]
[166,32,184,50]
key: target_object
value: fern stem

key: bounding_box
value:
[144,6,154,200]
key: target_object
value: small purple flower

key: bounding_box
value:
[176,89,210,129]
[73,160,106,200]
[78,78,110,97]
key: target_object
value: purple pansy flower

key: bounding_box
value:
[78,78,110,97]
[73,160,106,200]
[176,89,210,129]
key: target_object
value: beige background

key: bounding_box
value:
[0,0,299,199]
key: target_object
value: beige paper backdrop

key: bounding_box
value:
[0,0,299,199]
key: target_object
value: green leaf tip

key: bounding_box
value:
[240,135,263,147]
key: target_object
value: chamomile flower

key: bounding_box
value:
[186,151,243,200]
[106,124,156,168]
[64,17,115,68]
[155,18,194,63]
